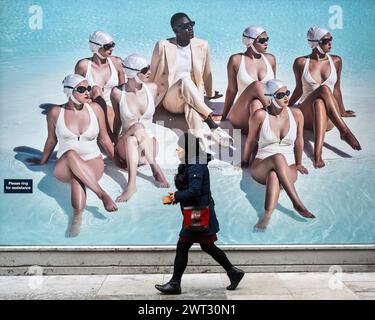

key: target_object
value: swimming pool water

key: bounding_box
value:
[0,0,375,245]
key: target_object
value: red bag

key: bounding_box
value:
[183,206,210,231]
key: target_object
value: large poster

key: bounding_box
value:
[1,0,374,246]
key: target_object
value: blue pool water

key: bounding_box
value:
[0,0,375,245]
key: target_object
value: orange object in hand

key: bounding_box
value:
[162,195,173,205]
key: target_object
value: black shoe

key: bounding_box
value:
[155,281,181,294]
[226,266,245,290]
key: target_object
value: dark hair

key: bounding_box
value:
[177,132,212,164]
[170,12,190,28]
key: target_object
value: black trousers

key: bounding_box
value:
[171,240,233,283]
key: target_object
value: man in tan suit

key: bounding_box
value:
[149,12,232,147]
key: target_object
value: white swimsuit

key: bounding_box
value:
[236,54,274,99]
[55,104,101,161]
[85,57,119,106]
[119,84,155,137]
[256,107,297,166]
[299,54,337,103]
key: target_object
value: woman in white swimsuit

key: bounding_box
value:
[75,30,125,136]
[27,74,118,237]
[221,26,276,133]
[242,79,314,231]
[111,54,170,202]
[289,27,361,168]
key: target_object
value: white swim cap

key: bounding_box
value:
[242,25,266,54]
[307,26,329,54]
[122,53,149,79]
[63,74,87,104]
[89,30,114,58]
[264,79,286,109]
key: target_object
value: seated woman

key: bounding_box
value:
[75,30,125,136]
[27,74,118,237]
[221,25,276,133]
[289,27,361,168]
[111,54,170,202]
[242,79,315,231]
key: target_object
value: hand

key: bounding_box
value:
[211,115,222,122]
[296,164,308,174]
[168,192,175,204]
[206,90,223,100]
[26,157,43,165]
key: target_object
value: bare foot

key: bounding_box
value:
[101,192,118,211]
[341,131,361,150]
[294,204,315,218]
[116,186,137,202]
[341,110,356,117]
[152,165,170,188]
[254,212,272,231]
[68,211,83,237]
[313,156,325,169]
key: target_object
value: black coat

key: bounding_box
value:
[174,157,219,237]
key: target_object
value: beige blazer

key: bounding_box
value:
[149,37,213,107]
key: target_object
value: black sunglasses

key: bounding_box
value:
[274,90,290,100]
[255,37,269,44]
[64,85,92,93]
[176,21,195,30]
[123,65,150,74]
[243,34,269,44]
[89,40,115,50]
[319,37,333,45]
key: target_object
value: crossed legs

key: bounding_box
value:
[54,151,118,236]
[298,85,361,168]
[115,123,169,202]
[228,81,269,134]
[251,154,315,230]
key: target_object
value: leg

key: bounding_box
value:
[163,78,211,137]
[312,98,328,168]
[229,81,269,131]
[106,106,115,132]
[133,127,169,188]
[251,155,314,218]
[171,240,194,283]
[254,170,280,230]
[200,243,245,290]
[68,177,86,237]
[155,240,193,294]
[116,135,139,202]
[299,85,361,150]
[200,243,233,272]
[54,151,117,212]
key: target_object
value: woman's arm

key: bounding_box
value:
[288,58,304,106]
[292,108,308,174]
[333,56,355,117]
[110,87,122,143]
[146,82,159,103]
[265,53,277,77]
[221,55,239,121]
[174,165,204,203]
[27,106,58,165]
[112,56,126,85]
[241,109,264,166]
[91,102,115,160]
[74,59,88,77]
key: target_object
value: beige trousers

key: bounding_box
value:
[163,77,213,138]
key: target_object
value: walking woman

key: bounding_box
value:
[155,133,244,294]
